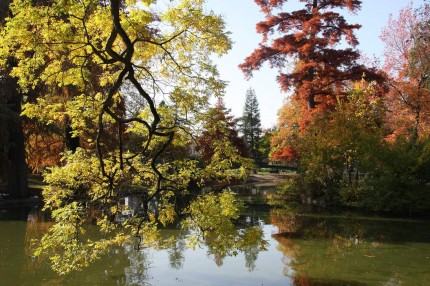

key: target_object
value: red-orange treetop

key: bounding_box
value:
[240,0,384,112]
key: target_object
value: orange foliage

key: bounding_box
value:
[381,2,430,140]
[241,0,385,121]
[272,146,299,161]
[23,121,64,173]
[243,1,388,162]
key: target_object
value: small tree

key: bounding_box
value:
[241,88,262,162]
[270,98,302,164]
[196,99,249,164]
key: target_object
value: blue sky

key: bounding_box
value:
[204,0,424,128]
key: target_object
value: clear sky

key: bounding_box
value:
[204,0,424,129]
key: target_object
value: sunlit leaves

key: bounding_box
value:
[0,0,263,274]
[183,191,267,263]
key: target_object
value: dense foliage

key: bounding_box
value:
[0,0,260,274]
[240,0,384,125]
[273,82,430,212]
[248,1,430,213]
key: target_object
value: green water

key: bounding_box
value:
[1,206,429,286]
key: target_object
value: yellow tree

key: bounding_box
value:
[0,0,263,274]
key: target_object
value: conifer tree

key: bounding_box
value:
[241,88,262,162]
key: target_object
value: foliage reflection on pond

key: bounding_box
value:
[270,208,430,286]
[1,198,430,286]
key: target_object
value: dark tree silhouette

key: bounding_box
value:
[0,1,28,198]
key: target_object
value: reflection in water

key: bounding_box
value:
[3,205,269,285]
[270,209,430,286]
[168,236,186,270]
[243,239,260,271]
[230,184,276,206]
[2,202,430,285]
[24,207,52,263]
[122,244,152,285]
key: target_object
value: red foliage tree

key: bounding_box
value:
[381,1,430,141]
[240,0,384,116]
[23,120,64,173]
[271,146,299,163]
[195,100,249,163]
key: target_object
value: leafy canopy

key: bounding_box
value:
[240,0,384,116]
[0,0,262,274]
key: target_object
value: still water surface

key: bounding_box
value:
[1,200,430,286]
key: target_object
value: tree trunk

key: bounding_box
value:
[64,115,80,153]
[305,0,319,110]
[6,93,29,199]
[1,0,28,199]
[308,92,316,109]
[411,107,420,143]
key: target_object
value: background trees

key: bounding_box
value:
[242,0,430,212]
[381,1,430,141]
[240,88,262,162]
[194,99,252,183]
[192,99,253,184]
[242,0,384,166]
[270,98,302,164]
[273,81,430,212]
[196,99,249,164]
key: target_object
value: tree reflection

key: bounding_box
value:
[183,192,268,267]
[243,241,260,271]
[24,206,53,272]
[269,208,424,286]
[167,233,186,269]
[22,196,268,283]
[122,245,152,285]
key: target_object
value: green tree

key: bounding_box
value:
[0,0,263,274]
[258,128,275,163]
[195,99,253,182]
[241,88,262,162]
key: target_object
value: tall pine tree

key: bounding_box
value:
[241,88,262,162]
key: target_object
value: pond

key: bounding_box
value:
[1,188,430,286]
